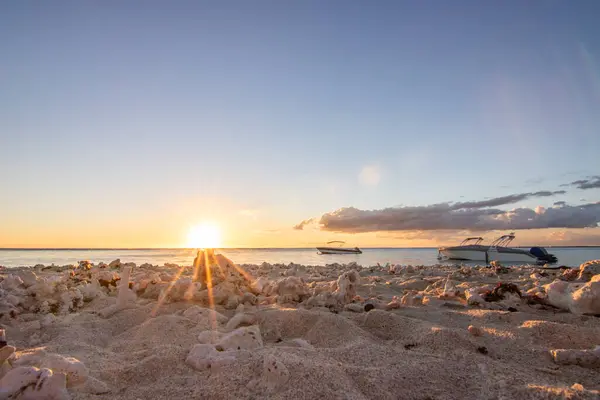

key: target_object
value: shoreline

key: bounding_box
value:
[0,256,599,398]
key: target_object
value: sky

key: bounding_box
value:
[1,1,600,248]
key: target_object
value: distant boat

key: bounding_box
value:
[438,233,557,264]
[317,241,362,255]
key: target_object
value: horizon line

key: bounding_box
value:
[1,245,599,251]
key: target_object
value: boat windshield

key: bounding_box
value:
[490,233,516,247]
[459,237,484,246]
[326,241,346,247]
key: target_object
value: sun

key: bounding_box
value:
[187,223,222,248]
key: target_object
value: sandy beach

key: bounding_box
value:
[1,254,599,399]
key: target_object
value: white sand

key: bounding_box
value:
[1,257,599,399]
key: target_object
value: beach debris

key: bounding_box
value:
[550,346,600,368]
[364,303,375,312]
[544,274,600,315]
[482,283,522,302]
[468,325,483,336]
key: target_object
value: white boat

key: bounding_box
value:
[438,233,557,264]
[317,241,362,255]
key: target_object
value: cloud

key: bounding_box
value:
[296,191,600,233]
[358,165,381,186]
[548,229,600,246]
[451,190,565,209]
[553,201,566,206]
[239,209,260,219]
[525,177,544,185]
[564,176,600,190]
[293,218,315,230]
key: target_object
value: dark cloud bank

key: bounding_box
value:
[295,190,600,233]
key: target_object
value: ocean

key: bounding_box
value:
[0,247,599,268]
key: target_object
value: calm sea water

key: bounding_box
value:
[0,247,599,268]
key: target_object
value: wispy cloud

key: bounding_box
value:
[293,218,315,230]
[239,209,260,220]
[524,177,544,185]
[562,175,600,190]
[451,190,565,209]
[358,164,381,186]
[295,191,600,233]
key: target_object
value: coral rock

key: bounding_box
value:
[344,303,364,313]
[13,350,89,388]
[396,278,429,291]
[468,325,483,336]
[550,346,600,368]
[225,313,256,331]
[215,325,263,351]
[197,330,224,344]
[333,270,360,304]
[465,289,485,306]
[400,291,422,306]
[0,366,70,400]
[1,275,24,291]
[545,277,600,315]
[261,354,290,393]
[578,260,600,282]
[182,306,228,325]
[185,344,236,372]
[18,271,39,288]
[274,277,309,304]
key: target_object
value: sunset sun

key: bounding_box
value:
[187,223,222,248]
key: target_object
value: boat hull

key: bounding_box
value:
[439,248,537,263]
[317,247,362,255]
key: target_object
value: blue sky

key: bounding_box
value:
[1,1,599,247]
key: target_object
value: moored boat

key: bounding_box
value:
[438,233,557,264]
[317,241,362,254]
